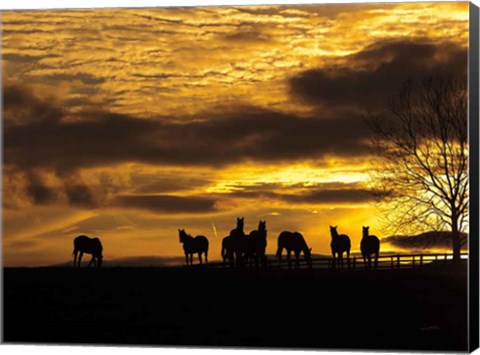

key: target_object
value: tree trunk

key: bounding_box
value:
[451,217,461,264]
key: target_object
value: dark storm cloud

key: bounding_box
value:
[4,86,370,171]
[114,195,217,213]
[290,40,467,109]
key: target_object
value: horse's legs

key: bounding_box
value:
[331,252,336,270]
[185,253,189,266]
[78,252,84,267]
[367,254,372,270]
[374,252,378,270]
[362,254,367,270]
[73,250,78,268]
[88,256,95,268]
[198,252,203,265]
[234,251,240,267]
[189,253,193,265]
[295,251,300,270]
[287,250,292,269]
[205,250,208,264]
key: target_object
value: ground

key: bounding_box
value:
[3,264,468,351]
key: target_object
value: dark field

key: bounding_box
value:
[3,265,468,351]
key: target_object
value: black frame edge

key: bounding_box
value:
[469,1,480,353]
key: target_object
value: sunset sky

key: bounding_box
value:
[2,2,469,266]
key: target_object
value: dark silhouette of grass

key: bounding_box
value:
[3,265,467,351]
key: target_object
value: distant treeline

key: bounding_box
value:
[383,231,467,250]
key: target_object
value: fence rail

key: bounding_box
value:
[206,252,468,270]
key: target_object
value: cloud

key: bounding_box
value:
[279,187,374,204]
[4,86,371,172]
[65,184,95,207]
[114,194,218,213]
[131,174,212,194]
[222,182,375,204]
[289,40,467,110]
[221,30,272,44]
[25,175,57,205]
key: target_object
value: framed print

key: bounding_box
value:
[1,0,479,352]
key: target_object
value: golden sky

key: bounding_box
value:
[2,2,469,266]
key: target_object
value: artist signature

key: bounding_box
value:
[420,323,440,332]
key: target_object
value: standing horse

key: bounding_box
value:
[221,217,245,267]
[73,235,103,268]
[179,229,209,266]
[222,217,247,266]
[276,231,312,269]
[249,220,268,268]
[361,226,380,270]
[330,226,351,270]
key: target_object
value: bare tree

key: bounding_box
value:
[366,76,468,262]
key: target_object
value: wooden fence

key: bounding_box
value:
[207,252,468,270]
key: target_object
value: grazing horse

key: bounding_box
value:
[330,226,351,270]
[73,235,103,268]
[221,217,245,267]
[179,229,209,266]
[276,231,312,269]
[361,226,380,270]
[248,220,268,268]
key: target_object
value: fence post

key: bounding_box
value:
[391,256,394,269]
[397,254,400,269]
[420,255,423,266]
[412,255,415,268]
[444,254,448,261]
[353,257,356,271]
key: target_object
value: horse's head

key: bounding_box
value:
[236,217,244,231]
[362,226,369,238]
[330,225,338,237]
[259,220,266,231]
[178,229,187,243]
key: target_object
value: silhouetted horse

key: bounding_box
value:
[221,217,245,267]
[179,229,209,266]
[230,217,245,237]
[276,231,312,269]
[248,220,268,268]
[361,226,380,270]
[330,226,351,270]
[73,235,103,268]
